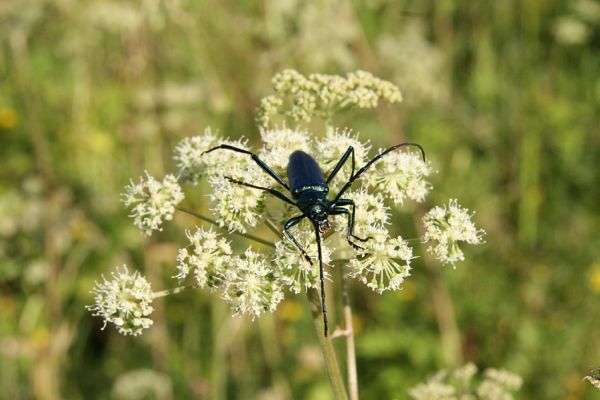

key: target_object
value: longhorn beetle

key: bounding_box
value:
[204,142,425,336]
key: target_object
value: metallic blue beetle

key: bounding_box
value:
[204,142,425,336]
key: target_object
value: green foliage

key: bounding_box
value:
[0,0,598,399]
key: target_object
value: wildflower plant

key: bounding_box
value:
[87,69,486,398]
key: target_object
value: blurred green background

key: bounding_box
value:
[1,0,599,399]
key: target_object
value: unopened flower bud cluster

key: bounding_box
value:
[256,69,402,127]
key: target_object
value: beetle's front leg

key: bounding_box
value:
[332,198,373,244]
[329,205,370,250]
[284,215,313,265]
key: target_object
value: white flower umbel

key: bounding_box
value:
[409,364,522,400]
[348,229,413,293]
[174,127,219,184]
[86,265,154,336]
[422,199,485,266]
[259,127,313,171]
[409,380,456,400]
[371,150,433,205]
[122,172,184,236]
[273,226,332,293]
[222,248,284,319]
[175,227,232,289]
[477,368,523,400]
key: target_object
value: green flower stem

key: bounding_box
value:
[152,284,195,299]
[306,288,349,400]
[177,207,276,248]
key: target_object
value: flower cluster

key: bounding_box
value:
[122,172,184,235]
[409,363,522,400]
[256,69,402,127]
[174,227,232,289]
[95,70,486,336]
[348,229,413,293]
[222,248,284,318]
[86,265,154,336]
[584,369,600,390]
[370,150,433,205]
[422,199,486,266]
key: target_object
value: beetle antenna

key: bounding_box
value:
[334,142,426,201]
[314,224,328,337]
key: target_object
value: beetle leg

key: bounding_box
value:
[326,146,355,184]
[284,215,312,265]
[332,198,373,242]
[329,206,368,250]
[224,177,295,206]
[204,144,290,190]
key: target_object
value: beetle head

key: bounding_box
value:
[309,205,331,235]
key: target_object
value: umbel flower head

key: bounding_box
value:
[103,69,486,336]
[348,228,413,293]
[222,248,284,318]
[422,199,486,266]
[174,227,232,288]
[86,265,154,336]
[122,172,184,235]
[409,363,522,400]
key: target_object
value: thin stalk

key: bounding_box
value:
[341,265,359,400]
[152,284,195,299]
[306,288,349,400]
[177,207,276,248]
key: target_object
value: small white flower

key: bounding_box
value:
[409,380,456,400]
[370,150,433,205]
[422,199,485,266]
[222,248,284,319]
[482,369,523,391]
[273,226,332,293]
[584,370,600,390]
[122,172,184,236]
[256,96,283,128]
[453,362,478,385]
[175,227,232,288]
[86,265,154,336]
[348,229,413,293]
[174,127,219,184]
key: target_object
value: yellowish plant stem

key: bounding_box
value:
[341,267,359,400]
[306,288,349,400]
